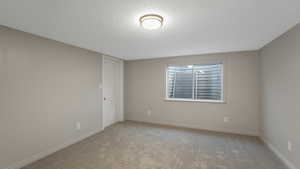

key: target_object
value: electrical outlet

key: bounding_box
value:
[224,117,230,123]
[76,122,81,130]
[288,141,292,152]
[147,109,152,116]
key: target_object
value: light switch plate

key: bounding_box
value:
[224,117,230,123]
[76,122,81,130]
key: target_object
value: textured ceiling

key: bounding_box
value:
[0,0,300,60]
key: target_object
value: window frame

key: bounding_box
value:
[165,62,226,103]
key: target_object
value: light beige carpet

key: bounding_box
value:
[23,121,287,169]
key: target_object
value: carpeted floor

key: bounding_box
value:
[22,121,287,169]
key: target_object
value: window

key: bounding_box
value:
[166,63,223,102]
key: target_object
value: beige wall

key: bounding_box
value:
[2,20,299,169]
[260,23,300,169]
[125,51,260,136]
[0,26,103,169]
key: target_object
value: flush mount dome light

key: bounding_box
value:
[140,14,163,30]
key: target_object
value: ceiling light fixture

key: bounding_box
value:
[140,14,163,30]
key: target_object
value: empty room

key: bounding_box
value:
[0,0,299,169]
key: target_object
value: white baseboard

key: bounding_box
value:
[5,128,103,169]
[126,118,259,136]
[261,137,297,169]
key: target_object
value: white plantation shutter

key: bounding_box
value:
[168,66,193,99]
[167,64,223,101]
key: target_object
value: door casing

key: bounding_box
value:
[102,55,123,129]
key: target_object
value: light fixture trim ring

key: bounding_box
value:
[139,14,164,29]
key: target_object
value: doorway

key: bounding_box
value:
[102,56,123,129]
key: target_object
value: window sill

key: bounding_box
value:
[164,98,226,104]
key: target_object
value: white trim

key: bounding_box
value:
[164,98,226,104]
[102,54,122,63]
[165,63,225,103]
[5,128,103,169]
[220,63,225,101]
[192,67,195,100]
[102,55,124,129]
[119,59,124,122]
[261,137,297,169]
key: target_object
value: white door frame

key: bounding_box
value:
[102,55,124,129]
